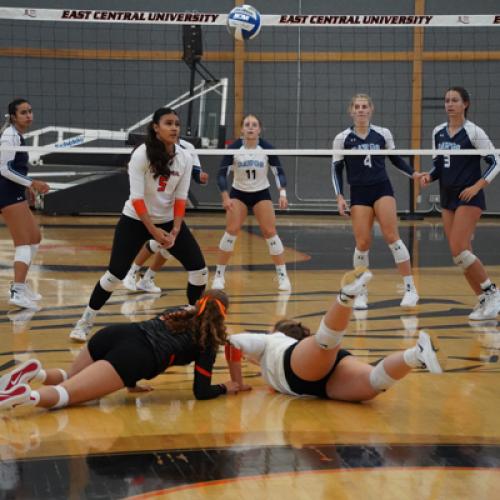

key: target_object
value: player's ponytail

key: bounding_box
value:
[273,319,311,341]
[145,107,178,179]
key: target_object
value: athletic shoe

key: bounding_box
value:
[0,384,32,410]
[469,290,500,321]
[136,277,161,293]
[340,267,373,298]
[8,286,37,310]
[277,274,291,292]
[401,287,419,308]
[415,331,443,374]
[211,276,225,290]
[123,270,138,291]
[353,286,368,310]
[25,284,42,301]
[0,359,41,391]
[69,318,93,342]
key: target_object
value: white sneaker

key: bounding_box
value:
[277,274,291,292]
[123,271,138,291]
[0,359,41,391]
[0,384,32,410]
[469,290,500,321]
[353,287,368,310]
[340,267,373,298]
[8,287,37,310]
[136,277,161,293]
[401,287,419,308]
[211,276,225,290]
[69,318,93,342]
[25,284,42,301]
[415,331,443,374]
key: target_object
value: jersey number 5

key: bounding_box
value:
[363,155,372,168]
[157,176,168,192]
[245,169,257,180]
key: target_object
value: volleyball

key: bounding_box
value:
[226,5,261,41]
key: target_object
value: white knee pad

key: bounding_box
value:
[219,232,236,252]
[14,245,31,266]
[389,240,410,264]
[52,385,69,409]
[314,318,344,350]
[159,248,171,260]
[188,267,209,286]
[266,235,284,256]
[147,239,162,254]
[369,360,396,392]
[453,250,477,271]
[353,248,369,269]
[30,244,40,261]
[99,271,121,292]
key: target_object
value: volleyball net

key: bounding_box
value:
[0,7,500,213]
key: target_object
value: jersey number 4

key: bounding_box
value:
[157,176,168,192]
[363,155,372,168]
[245,169,257,180]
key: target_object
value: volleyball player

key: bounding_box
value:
[69,108,208,342]
[211,114,291,291]
[0,291,239,410]
[332,94,422,309]
[226,268,444,402]
[420,86,500,321]
[0,99,49,309]
[123,138,209,293]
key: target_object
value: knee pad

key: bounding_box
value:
[453,250,477,271]
[146,239,162,254]
[52,385,69,409]
[188,267,209,286]
[159,248,171,259]
[219,232,236,252]
[266,235,284,256]
[369,360,396,392]
[353,248,369,268]
[314,318,344,350]
[389,240,410,264]
[14,245,31,266]
[99,271,121,292]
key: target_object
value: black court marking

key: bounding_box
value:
[2,443,498,499]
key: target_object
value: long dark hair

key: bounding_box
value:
[162,290,229,351]
[145,107,178,179]
[446,86,470,117]
[273,319,311,341]
[0,98,30,134]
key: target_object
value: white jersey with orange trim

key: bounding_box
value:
[122,143,193,224]
[228,332,298,395]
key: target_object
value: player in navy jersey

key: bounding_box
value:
[332,94,423,309]
[0,291,240,411]
[211,113,291,291]
[122,138,209,293]
[0,99,50,310]
[420,86,500,320]
[69,108,208,342]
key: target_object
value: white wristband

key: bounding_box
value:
[279,189,287,197]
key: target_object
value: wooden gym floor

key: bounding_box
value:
[0,213,499,499]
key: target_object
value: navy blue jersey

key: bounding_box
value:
[0,125,32,187]
[217,138,286,193]
[331,125,413,196]
[430,120,500,188]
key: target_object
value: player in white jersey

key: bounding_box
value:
[332,94,423,309]
[211,114,291,292]
[225,268,443,400]
[69,108,208,342]
[420,86,500,320]
[0,99,50,310]
[122,138,209,293]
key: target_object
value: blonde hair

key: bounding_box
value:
[349,94,374,112]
